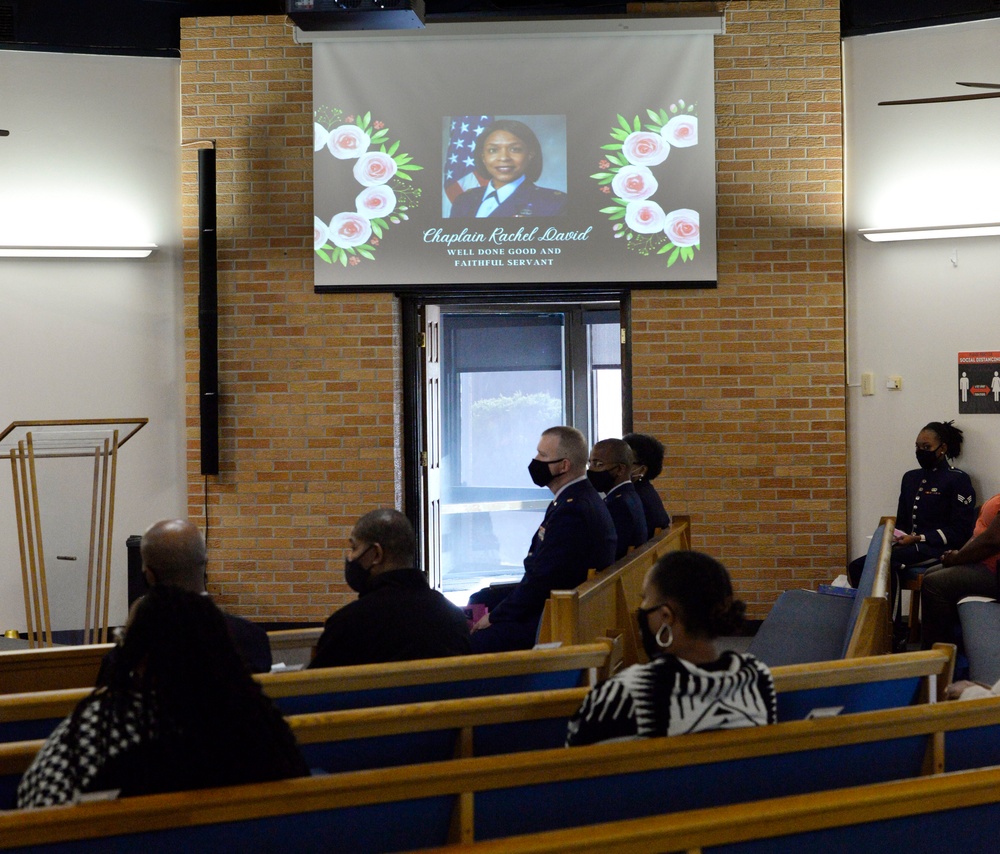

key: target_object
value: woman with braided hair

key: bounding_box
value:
[566,550,775,746]
[847,420,977,588]
[18,585,307,807]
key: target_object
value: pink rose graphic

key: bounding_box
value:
[313,216,329,250]
[328,212,372,249]
[662,115,698,148]
[664,208,700,246]
[353,151,398,187]
[622,131,670,167]
[611,165,658,202]
[327,124,371,160]
[625,199,667,234]
[355,185,397,220]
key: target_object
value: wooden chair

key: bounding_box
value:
[900,558,941,644]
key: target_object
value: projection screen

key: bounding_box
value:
[309,20,719,291]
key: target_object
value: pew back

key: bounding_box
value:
[0,642,614,743]
[0,644,112,696]
[3,694,1000,851]
[0,645,956,808]
[412,764,1000,854]
[0,627,324,698]
[542,515,691,664]
[748,517,893,666]
[260,641,613,715]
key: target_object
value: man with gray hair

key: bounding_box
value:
[469,426,617,653]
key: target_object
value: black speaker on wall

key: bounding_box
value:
[198,147,219,476]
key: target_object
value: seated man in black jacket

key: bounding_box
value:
[310,508,471,668]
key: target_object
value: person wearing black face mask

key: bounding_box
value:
[468,426,617,653]
[567,550,775,746]
[310,509,470,669]
[588,438,647,559]
[847,420,976,595]
[623,432,671,534]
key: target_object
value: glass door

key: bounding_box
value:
[424,303,622,604]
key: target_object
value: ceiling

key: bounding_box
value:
[1,0,999,56]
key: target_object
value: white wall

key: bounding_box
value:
[0,51,186,631]
[845,20,1000,558]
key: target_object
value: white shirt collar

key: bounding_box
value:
[552,474,588,501]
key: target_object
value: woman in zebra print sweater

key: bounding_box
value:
[566,550,776,746]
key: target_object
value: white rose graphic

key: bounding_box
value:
[625,200,667,234]
[314,123,331,153]
[611,165,658,202]
[327,124,371,160]
[353,151,398,187]
[662,115,698,148]
[664,208,700,246]
[314,216,330,250]
[622,131,669,167]
[355,185,397,220]
[328,212,372,249]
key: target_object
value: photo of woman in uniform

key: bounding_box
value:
[449,119,567,218]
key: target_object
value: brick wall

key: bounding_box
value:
[180,0,844,620]
[633,0,845,607]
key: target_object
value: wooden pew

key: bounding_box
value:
[0,644,113,695]
[0,642,952,748]
[0,626,324,697]
[0,645,956,810]
[748,516,894,666]
[413,764,1000,853]
[265,626,322,665]
[538,515,691,664]
[3,694,1000,851]
[0,515,685,698]
[0,641,616,742]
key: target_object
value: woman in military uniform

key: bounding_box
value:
[450,119,566,218]
[848,420,977,589]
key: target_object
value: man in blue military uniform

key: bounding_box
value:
[469,426,617,653]
[588,438,648,560]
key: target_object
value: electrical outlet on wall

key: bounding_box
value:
[861,372,875,396]
[887,375,903,390]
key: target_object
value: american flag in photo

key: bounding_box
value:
[444,115,493,204]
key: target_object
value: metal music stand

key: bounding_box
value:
[0,419,147,647]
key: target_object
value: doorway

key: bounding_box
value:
[404,296,629,604]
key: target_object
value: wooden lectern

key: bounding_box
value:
[0,419,147,647]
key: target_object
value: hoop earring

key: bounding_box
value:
[655,623,673,650]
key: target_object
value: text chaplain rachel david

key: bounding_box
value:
[449,119,567,219]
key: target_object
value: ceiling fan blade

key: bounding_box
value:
[957,81,1000,90]
[879,91,1000,106]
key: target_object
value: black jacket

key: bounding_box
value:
[310,568,471,669]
